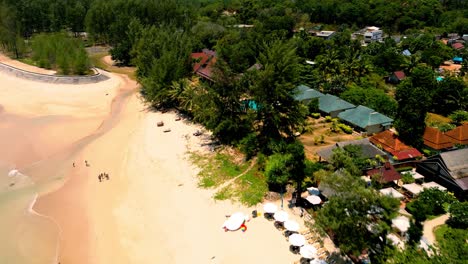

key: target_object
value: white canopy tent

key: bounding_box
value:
[380,187,405,199]
[306,195,322,205]
[422,182,447,191]
[392,215,410,234]
[402,183,423,196]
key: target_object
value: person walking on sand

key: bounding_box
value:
[85,160,89,167]
[105,173,109,180]
[98,174,102,182]
[73,162,75,167]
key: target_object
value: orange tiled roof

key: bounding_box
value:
[423,126,454,150]
[370,130,422,160]
[445,123,468,145]
[370,130,407,152]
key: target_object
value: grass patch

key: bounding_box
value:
[236,165,268,206]
[88,52,136,80]
[214,186,235,201]
[434,224,449,243]
[190,152,249,188]
[190,151,268,206]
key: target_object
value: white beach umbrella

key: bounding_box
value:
[300,244,318,259]
[224,212,246,231]
[307,187,320,196]
[289,233,306,247]
[8,169,19,177]
[284,220,300,232]
[273,210,289,222]
[263,203,278,213]
[306,195,322,205]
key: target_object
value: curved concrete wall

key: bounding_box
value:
[0,62,109,84]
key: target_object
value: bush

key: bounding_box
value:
[31,32,90,75]
[449,110,468,126]
[407,188,457,222]
[447,201,468,229]
[401,172,415,184]
[310,112,320,119]
[338,123,353,134]
[325,116,332,122]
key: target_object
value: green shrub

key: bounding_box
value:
[449,110,468,126]
[401,172,415,184]
[325,116,332,122]
[338,123,353,134]
[311,112,320,119]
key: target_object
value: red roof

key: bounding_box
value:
[445,123,468,145]
[393,71,406,80]
[392,148,423,161]
[370,130,423,160]
[190,49,216,81]
[423,126,454,150]
[366,162,401,183]
[452,43,464,50]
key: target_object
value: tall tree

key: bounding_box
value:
[248,39,307,143]
[394,66,436,148]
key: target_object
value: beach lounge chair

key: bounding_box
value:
[157,121,164,127]
[163,128,171,133]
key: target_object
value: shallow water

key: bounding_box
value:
[0,77,134,263]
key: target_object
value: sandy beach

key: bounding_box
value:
[0,55,299,264]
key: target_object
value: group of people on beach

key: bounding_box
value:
[98,173,110,182]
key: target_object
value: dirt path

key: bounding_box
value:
[213,158,257,193]
[422,214,449,245]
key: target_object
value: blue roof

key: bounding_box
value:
[436,76,444,82]
[318,94,355,113]
[402,49,411,56]
[338,105,393,129]
[453,57,463,62]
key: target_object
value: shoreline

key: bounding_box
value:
[2,54,301,264]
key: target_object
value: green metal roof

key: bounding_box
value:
[318,94,355,113]
[296,84,312,93]
[293,86,324,101]
[338,105,393,129]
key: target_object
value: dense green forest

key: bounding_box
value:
[0,0,467,262]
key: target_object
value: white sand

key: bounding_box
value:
[1,54,300,264]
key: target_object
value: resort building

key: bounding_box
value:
[416,148,468,199]
[422,126,454,150]
[337,105,393,135]
[191,49,217,81]
[445,123,468,145]
[318,94,355,118]
[317,138,387,162]
[293,84,324,104]
[369,130,423,161]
